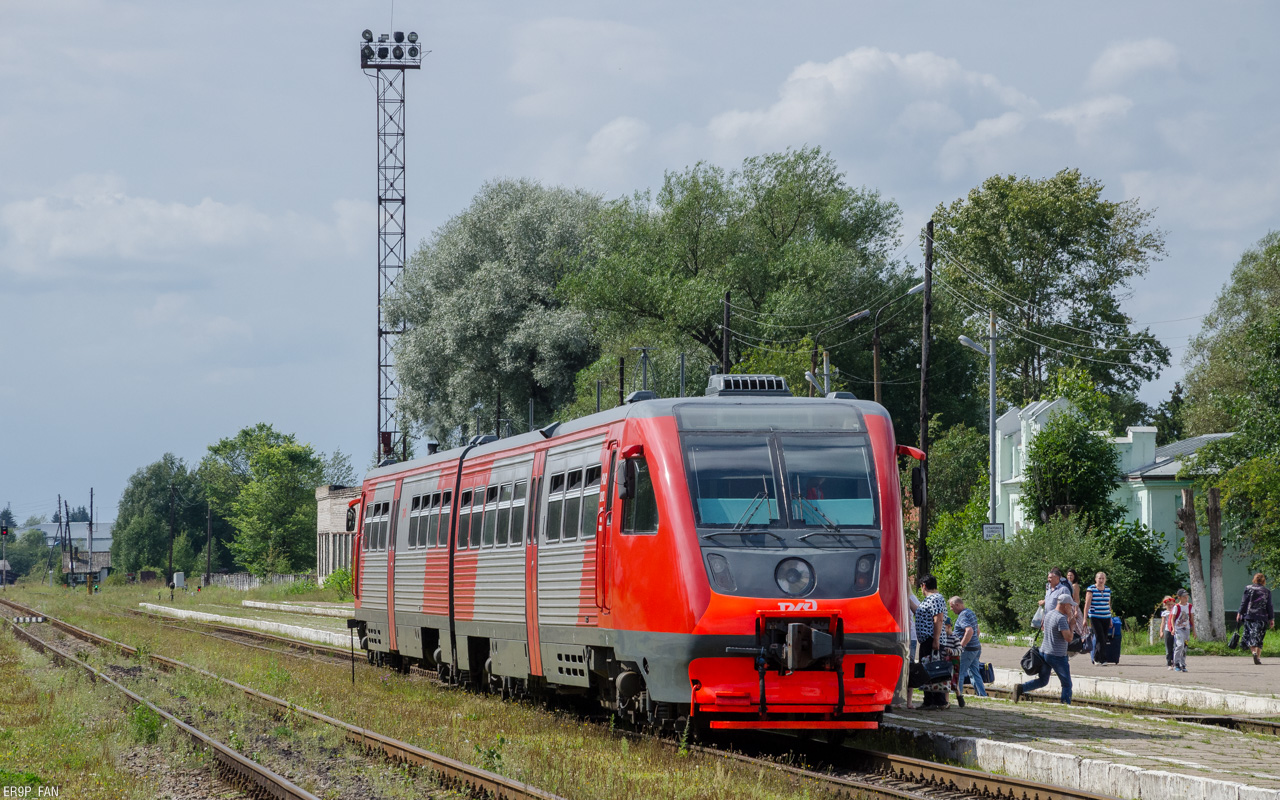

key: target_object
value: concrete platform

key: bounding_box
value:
[886,695,1280,799]
[242,599,353,618]
[139,603,350,647]
[981,643,1280,715]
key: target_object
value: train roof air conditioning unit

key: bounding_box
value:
[704,374,792,397]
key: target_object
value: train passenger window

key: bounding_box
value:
[622,459,660,535]
[581,466,602,540]
[457,491,472,550]
[438,492,452,548]
[511,481,527,546]
[362,502,374,551]
[482,490,498,547]
[496,484,513,546]
[562,474,581,542]
[408,496,421,548]
[470,489,485,548]
[545,473,563,542]
[425,493,439,548]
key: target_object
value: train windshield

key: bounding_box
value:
[681,428,879,546]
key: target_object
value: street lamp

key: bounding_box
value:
[959,310,998,526]
[872,281,926,404]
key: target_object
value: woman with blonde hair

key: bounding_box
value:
[1238,573,1274,665]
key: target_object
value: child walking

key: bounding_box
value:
[1172,589,1195,672]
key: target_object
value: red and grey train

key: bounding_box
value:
[348,374,918,732]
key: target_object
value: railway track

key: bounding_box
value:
[3,597,1131,800]
[0,597,563,800]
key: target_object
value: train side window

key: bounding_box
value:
[622,459,660,535]
[470,489,485,549]
[362,501,374,551]
[408,496,421,548]
[511,480,527,546]
[562,469,582,542]
[495,483,513,547]
[425,493,439,547]
[463,494,478,547]
[482,486,499,547]
[438,491,452,548]
[581,466,602,539]
[545,473,564,542]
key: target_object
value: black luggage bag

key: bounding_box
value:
[1096,616,1123,664]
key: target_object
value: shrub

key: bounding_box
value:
[324,567,353,601]
[956,516,1120,633]
[925,476,987,598]
[1094,519,1185,625]
[283,579,318,596]
[104,571,129,587]
[130,704,162,744]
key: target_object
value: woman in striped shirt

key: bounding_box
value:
[1085,572,1114,665]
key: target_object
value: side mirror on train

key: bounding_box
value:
[617,460,637,500]
[910,466,925,508]
[346,507,357,532]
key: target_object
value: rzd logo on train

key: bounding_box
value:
[776,600,818,611]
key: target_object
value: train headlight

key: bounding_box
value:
[706,553,736,592]
[775,558,814,596]
[854,554,876,590]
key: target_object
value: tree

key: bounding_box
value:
[1020,408,1123,527]
[225,442,324,576]
[925,421,988,518]
[0,505,14,530]
[1151,382,1186,446]
[1187,304,1280,575]
[385,179,603,445]
[20,515,46,530]
[563,147,948,441]
[932,170,1170,407]
[201,423,330,576]
[111,454,208,574]
[1183,230,1280,436]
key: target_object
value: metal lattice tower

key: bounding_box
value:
[360,30,422,461]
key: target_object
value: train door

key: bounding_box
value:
[595,442,619,613]
[524,450,545,677]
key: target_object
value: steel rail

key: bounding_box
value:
[3,615,319,800]
[1,598,564,800]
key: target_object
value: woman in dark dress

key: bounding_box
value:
[1237,573,1275,665]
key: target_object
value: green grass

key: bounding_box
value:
[8,583,827,799]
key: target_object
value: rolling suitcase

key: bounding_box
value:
[1098,616,1123,664]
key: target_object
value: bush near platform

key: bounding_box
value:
[324,567,352,601]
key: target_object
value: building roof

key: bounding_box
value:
[33,522,113,551]
[1127,432,1235,479]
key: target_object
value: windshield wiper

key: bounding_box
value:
[728,476,773,533]
[701,529,785,543]
[797,530,879,544]
[793,493,840,532]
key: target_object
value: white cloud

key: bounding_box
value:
[0,174,371,281]
[1043,94,1134,143]
[575,117,652,184]
[508,18,671,118]
[1121,168,1280,233]
[1088,38,1179,88]
[705,47,1032,149]
[936,112,1028,180]
[134,292,253,351]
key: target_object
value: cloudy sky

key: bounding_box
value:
[2,1,1276,522]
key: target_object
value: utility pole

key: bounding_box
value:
[167,484,176,583]
[66,498,76,588]
[495,389,501,438]
[87,488,94,595]
[205,504,213,588]
[618,357,625,406]
[987,311,997,525]
[679,352,686,397]
[917,221,934,578]
[721,291,731,373]
[596,380,602,413]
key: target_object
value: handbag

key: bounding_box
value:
[1229,631,1241,649]
[980,662,995,684]
[1021,631,1045,675]
[908,656,953,687]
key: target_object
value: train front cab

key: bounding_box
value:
[612,395,910,731]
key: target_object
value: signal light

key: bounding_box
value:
[1,524,8,537]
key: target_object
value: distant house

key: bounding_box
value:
[33,521,113,551]
[995,399,1247,609]
[316,485,360,581]
[61,538,112,583]
[0,559,14,585]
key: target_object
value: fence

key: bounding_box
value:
[208,572,316,591]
